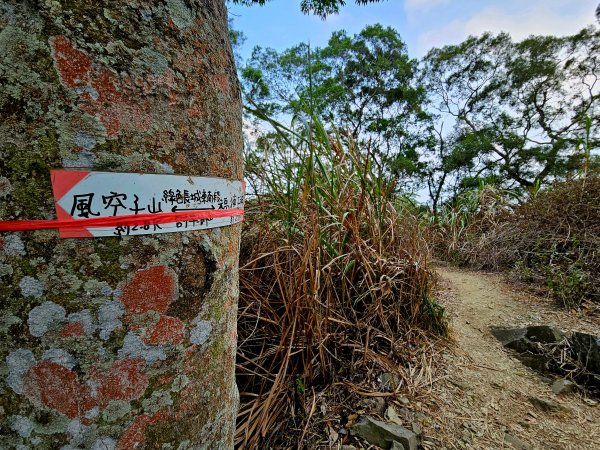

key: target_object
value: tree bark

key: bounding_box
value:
[0,1,241,448]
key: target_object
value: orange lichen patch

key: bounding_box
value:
[50,36,92,88]
[137,69,176,95]
[88,68,150,137]
[223,297,234,311]
[120,266,177,315]
[172,383,197,419]
[49,36,152,138]
[229,328,237,347]
[155,373,175,388]
[214,73,231,97]
[22,361,95,419]
[184,346,195,361]
[186,105,203,120]
[117,412,165,450]
[92,67,120,104]
[165,18,178,31]
[168,89,178,105]
[60,321,85,337]
[144,315,185,346]
[95,358,149,408]
[97,102,150,138]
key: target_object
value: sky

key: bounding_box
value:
[228,0,599,60]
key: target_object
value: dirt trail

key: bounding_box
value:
[425,266,600,450]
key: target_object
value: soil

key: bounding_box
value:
[421,266,600,449]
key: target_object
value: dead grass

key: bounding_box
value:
[236,126,447,448]
[430,176,600,308]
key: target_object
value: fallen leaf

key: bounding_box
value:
[344,413,358,428]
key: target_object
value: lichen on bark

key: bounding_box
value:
[0,1,241,448]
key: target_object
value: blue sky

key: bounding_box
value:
[228,0,598,60]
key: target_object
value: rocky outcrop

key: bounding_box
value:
[491,325,564,353]
[492,325,600,396]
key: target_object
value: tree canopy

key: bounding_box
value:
[421,27,599,198]
[236,16,599,209]
[241,24,428,188]
[231,0,383,17]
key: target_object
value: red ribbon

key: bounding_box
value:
[0,209,244,232]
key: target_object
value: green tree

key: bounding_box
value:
[242,24,427,189]
[421,28,600,196]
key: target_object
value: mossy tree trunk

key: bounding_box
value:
[0,1,241,448]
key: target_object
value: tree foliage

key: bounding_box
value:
[234,10,599,208]
[231,0,383,18]
[421,28,600,198]
[241,24,428,187]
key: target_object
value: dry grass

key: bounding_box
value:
[430,176,600,308]
[427,185,515,266]
[236,123,447,448]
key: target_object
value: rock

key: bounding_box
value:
[449,379,469,390]
[570,332,600,374]
[341,446,357,450]
[380,372,402,391]
[504,432,532,450]
[391,441,405,450]
[386,405,403,426]
[490,327,534,353]
[361,396,386,415]
[351,416,418,450]
[528,397,567,413]
[514,353,550,372]
[411,421,422,436]
[525,325,564,344]
[551,378,575,395]
[491,325,564,354]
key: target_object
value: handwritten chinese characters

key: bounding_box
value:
[51,171,244,238]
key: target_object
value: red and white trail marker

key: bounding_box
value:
[50,170,244,238]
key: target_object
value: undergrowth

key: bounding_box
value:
[431,177,600,309]
[236,114,447,448]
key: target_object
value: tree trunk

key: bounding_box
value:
[0,1,241,448]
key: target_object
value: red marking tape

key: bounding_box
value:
[1,170,245,237]
[0,209,244,232]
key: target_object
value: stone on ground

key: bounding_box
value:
[351,416,418,450]
[491,325,564,353]
[490,327,533,353]
[571,332,600,374]
[528,397,568,413]
[504,432,532,450]
[525,325,564,344]
[551,378,575,395]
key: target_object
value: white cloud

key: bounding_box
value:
[416,1,597,55]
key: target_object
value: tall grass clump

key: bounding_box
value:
[236,114,447,448]
[427,183,516,266]
[503,177,600,308]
